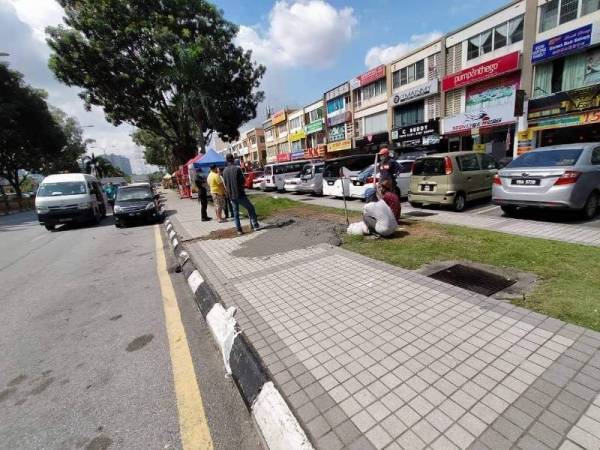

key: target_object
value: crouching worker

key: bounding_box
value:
[349,180,400,237]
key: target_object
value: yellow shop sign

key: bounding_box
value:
[328,139,352,152]
[289,130,306,142]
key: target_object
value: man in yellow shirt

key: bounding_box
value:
[207,165,227,222]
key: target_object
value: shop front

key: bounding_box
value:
[523,23,600,150]
[391,119,441,152]
[304,119,326,153]
[442,51,521,157]
[354,131,389,153]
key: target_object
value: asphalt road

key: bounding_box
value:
[0,210,262,450]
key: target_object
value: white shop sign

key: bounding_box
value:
[442,91,516,134]
[389,79,439,106]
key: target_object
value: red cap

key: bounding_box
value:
[378,148,390,156]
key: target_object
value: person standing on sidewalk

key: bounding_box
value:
[219,167,232,220]
[222,154,259,235]
[194,171,211,222]
[207,165,227,223]
[378,148,401,198]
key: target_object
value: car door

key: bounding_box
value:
[478,154,499,198]
[456,154,481,200]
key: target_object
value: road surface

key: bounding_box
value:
[0,210,262,450]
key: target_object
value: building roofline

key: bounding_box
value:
[445,0,521,40]
[389,39,443,67]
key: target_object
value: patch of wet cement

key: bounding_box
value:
[232,218,344,258]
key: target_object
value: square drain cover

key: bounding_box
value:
[428,264,516,296]
[405,211,437,217]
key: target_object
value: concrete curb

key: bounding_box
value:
[162,218,314,450]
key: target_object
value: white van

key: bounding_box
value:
[263,161,306,191]
[35,173,107,230]
[322,155,375,198]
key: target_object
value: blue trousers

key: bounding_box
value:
[230,195,259,231]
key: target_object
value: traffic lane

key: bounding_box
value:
[0,217,181,449]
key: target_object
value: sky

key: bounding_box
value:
[1,0,508,160]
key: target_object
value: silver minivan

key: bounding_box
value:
[493,143,600,219]
[35,173,108,230]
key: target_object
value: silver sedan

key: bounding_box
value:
[492,143,600,219]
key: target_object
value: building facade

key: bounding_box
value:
[287,109,306,160]
[351,65,390,152]
[324,82,354,156]
[388,40,444,154]
[303,99,326,159]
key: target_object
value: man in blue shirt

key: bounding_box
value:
[222,154,260,234]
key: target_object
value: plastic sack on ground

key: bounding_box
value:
[347,221,369,235]
[363,200,397,237]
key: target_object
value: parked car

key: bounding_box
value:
[252,176,266,190]
[244,171,263,189]
[350,160,414,200]
[493,143,600,219]
[113,184,163,228]
[323,154,374,198]
[35,173,107,231]
[283,176,303,193]
[408,151,499,212]
[284,161,325,195]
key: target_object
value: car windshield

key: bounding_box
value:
[358,165,375,182]
[37,181,86,197]
[507,149,583,168]
[116,187,152,202]
[301,165,312,177]
[412,158,446,176]
[315,165,324,174]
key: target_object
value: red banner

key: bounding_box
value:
[442,51,520,91]
[358,65,386,86]
[276,152,291,162]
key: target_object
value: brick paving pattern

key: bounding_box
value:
[164,190,600,449]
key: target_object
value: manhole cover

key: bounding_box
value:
[404,211,437,217]
[428,264,516,296]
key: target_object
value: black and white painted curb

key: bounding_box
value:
[163,218,314,450]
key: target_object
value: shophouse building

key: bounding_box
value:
[303,99,326,159]
[523,0,600,153]
[244,127,266,164]
[388,40,445,155]
[263,117,277,163]
[351,65,390,152]
[287,109,306,160]
[272,109,294,161]
[442,1,528,159]
[324,82,354,156]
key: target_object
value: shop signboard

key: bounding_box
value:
[357,65,386,86]
[272,110,287,125]
[289,129,306,142]
[442,51,520,91]
[304,120,323,134]
[443,96,516,133]
[328,124,346,142]
[276,152,291,162]
[325,83,349,101]
[530,110,600,130]
[392,119,439,142]
[291,151,305,160]
[327,139,352,153]
[327,112,351,127]
[532,24,593,64]
[389,80,439,106]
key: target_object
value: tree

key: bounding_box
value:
[49,107,94,173]
[131,128,173,172]
[47,0,265,165]
[0,63,66,198]
[82,154,125,178]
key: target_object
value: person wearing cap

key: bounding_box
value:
[378,148,401,197]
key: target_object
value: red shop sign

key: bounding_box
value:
[358,65,386,86]
[276,152,291,162]
[442,51,520,91]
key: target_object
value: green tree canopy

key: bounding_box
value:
[47,0,265,164]
[131,128,173,172]
[50,107,94,173]
[0,63,66,197]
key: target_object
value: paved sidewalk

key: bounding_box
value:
[260,191,600,247]
[165,190,600,450]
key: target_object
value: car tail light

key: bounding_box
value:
[366,177,374,183]
[493,174,502,185]
[554,171,581,185]
[444,156,453,175]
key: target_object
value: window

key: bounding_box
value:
[540,0,559,31]
[582,0,600,15]
[364,111,387,134]
[259,136,265,143]
[467,16,523,60]
[592,148,600,165]
[479,154,498,170]
[458,154,481,171]
[289,117,301,130]
[362,78,386,101]
[291,140,302,152]
[494,23,508,50]
[327,97,345,114]
[508,149,583,167]
[393,59,425,88]
[308,107,323,122]
[393,101,424,128]
[560,0,579,24]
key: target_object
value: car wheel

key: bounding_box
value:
[501,205,517,216]
[453,192,466,212]
[44,224,55,231]
[409,201,422,208]
[582,192,599,220]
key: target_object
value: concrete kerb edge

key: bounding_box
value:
[161,221,314,450]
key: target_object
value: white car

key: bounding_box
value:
[284,177,303,193]
[350,160,414,200]
[252,176,266,190]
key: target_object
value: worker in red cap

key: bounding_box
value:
[378,147,401,197]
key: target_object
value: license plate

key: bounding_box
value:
[59,217,72,223]
[128,212,141,216]
[512,178,540,186]
[421,185,434,192]
[327,181,334,185]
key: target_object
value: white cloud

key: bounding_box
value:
[364,32,443,68]
[235,0,357,68]
[7,0,63,42]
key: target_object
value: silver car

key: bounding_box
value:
[493,143,600,219]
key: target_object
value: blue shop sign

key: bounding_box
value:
[532,24,593,64]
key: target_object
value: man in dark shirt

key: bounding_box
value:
[378,148,401,197]
[194,171,211,221]
[222,154,259,234]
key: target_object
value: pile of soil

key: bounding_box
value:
[231,218,344,258]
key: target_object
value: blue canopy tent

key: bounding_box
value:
[192,148,226,173]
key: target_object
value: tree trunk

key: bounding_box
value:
[0,184,10,214]
[197,117,206,155]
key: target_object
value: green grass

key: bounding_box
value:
[251,196,600,331]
